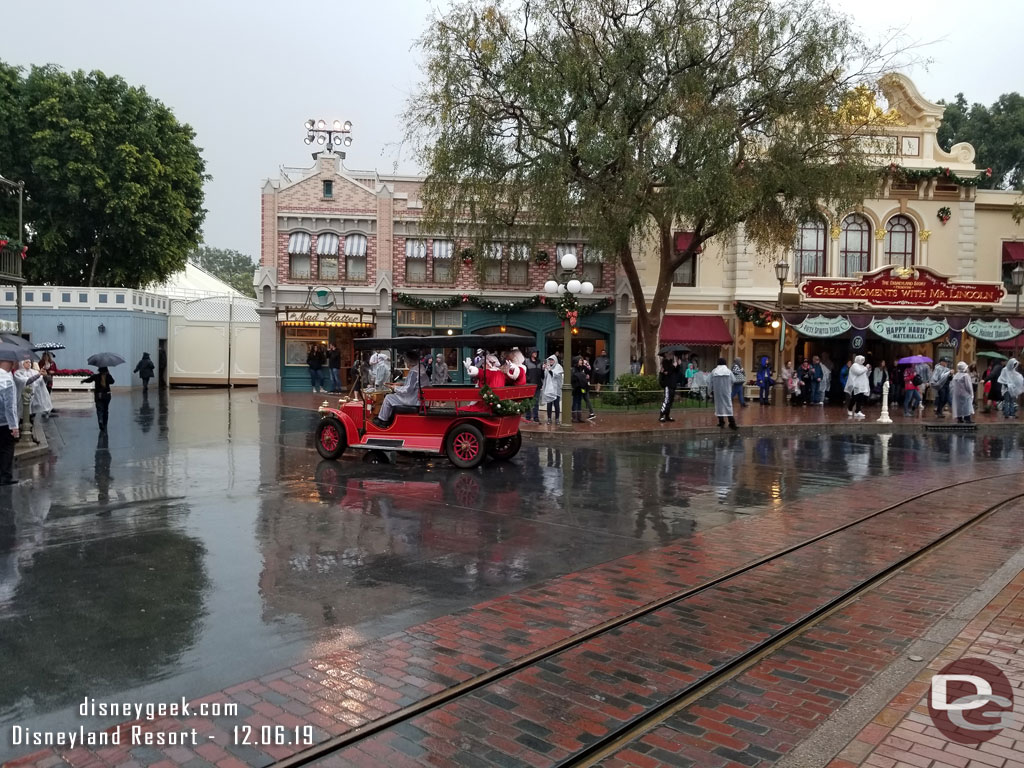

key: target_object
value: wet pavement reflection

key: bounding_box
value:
[0,390,1019,755]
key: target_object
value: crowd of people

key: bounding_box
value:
[762,353,1024,423]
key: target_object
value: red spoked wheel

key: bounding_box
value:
[315,418,346,460]
[445,423,485,469]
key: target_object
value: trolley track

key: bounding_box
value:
[273,470,1024,768]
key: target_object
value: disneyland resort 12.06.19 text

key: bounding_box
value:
[8,697,239,748]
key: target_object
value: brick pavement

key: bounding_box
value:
[306,475,1024,768]
[598,505,1024,768]
[5,464,1021,768]
[827,568,1024,768]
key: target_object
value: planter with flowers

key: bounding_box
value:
[51,368,96,391]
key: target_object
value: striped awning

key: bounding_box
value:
[287,232,311,254]
[317,233,339,256]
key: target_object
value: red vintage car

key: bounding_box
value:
[315,334,535,469]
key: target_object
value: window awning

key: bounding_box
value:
[674,231,704,253]
[1002,242,1024,263]
[660,314,732,346]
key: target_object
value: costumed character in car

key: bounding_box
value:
[503,348,527,385]
[373,350,426,428]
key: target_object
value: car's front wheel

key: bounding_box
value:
[315,418,346,460]
[445,423,485,469]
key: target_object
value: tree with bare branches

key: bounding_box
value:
[407,0,903,372]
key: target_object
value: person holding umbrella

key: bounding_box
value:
[82,368,115,431]
[82,353,125,432]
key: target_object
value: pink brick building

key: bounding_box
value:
[256,152,630,393]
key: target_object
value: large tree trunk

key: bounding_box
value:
[88,240,101,287]
[619,220,680,376]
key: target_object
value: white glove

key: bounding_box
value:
[506,364,521,381]
[465,358,479,378]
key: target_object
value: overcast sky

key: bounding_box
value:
[3,0,1021,260]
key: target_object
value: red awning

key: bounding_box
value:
[660,314,733,346]
[674,231,704,253]
[1002,242,1024,263]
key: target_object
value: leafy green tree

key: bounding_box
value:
[938,92,1024,190]
[188,245,257,296]
[0,63,207,287]
[407,0,899,372]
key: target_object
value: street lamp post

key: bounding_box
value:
[0,174,24,333]
[303,119,353,157]
[774,260,790,311]
[1012,264,1024,358]
[1012,263,1024,315]
[544,250,594,427]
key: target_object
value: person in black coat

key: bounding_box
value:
[524,350,544,422]
[133,352,155,393]
[658,355,681,423]
[81,367,114,431]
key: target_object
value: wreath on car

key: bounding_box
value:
[479,384,534,416]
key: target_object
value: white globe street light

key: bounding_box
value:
[567,279,582,294]
[557,284,567,295]
[560,253,578,271]
[581,282,594,295]
[544,280,559,294]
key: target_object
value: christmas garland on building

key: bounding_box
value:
[549,293,615,322]
[478,384,534,416]
[395,292,615,319]
[395,293,542,312]
[0,236,28,259]
[884,164,993,188]
[734,302,773,327]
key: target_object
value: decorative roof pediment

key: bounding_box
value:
[879,73,945,130]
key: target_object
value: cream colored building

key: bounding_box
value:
[633,74,1024,379]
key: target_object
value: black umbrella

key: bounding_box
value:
[659,344,691,356]
[32,342,65,352]
[0,342,30,362]
[0,334,39,362]
[87,352,126,368]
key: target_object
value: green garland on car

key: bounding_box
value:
[479,384,534,416]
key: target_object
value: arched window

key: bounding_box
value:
[839,214,871,276]
[793,218,827,280]
[883,215,915,268]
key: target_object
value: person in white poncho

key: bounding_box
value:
[710,358,737,429]
[0,358,19,484]
[997,358,1024,419]
[950,361,974,423]
[844,355,870,420]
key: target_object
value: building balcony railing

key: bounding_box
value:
[0,249,24,284]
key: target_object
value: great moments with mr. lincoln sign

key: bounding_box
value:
[799,266,1006,308]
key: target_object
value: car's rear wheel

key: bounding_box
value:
[445,423,485,469]
[315,418,346,460]
[487,431,522,461]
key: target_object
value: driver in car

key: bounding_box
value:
[373,349,426,428]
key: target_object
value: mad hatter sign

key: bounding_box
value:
[799,266,1005,308]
